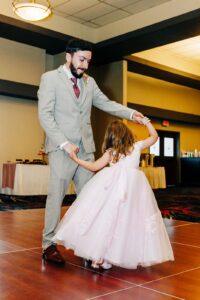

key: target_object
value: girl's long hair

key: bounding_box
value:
[102,120,135,163]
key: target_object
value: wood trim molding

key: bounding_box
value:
[0,79,38,100]
[128,103,200,125]
[127,57,200,90]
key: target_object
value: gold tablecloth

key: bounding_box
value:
[140,166,166,189]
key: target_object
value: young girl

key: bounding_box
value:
[54,118,174,269]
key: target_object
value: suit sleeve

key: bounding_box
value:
[91,79,136,120]
[38,73,69,148]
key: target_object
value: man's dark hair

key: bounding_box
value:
[66,38,93,53]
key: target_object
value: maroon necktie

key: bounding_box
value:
[71,77,80,98]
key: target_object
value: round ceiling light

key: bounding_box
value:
[12,0,52,22]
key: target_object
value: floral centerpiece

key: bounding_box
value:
[38,144,45,161]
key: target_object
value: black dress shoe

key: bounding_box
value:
[42,245,65,265]
[83,259,92,268]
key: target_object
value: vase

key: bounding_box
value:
[150,154,155,167]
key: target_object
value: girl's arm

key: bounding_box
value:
[69,150,111,172]
[140,117,158,150]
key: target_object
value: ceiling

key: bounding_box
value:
[52,0,171,28]
[133,35,200,76]
[46,0,200,69]
[0,1,200,68]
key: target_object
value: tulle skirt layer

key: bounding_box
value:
[54,166,174,269]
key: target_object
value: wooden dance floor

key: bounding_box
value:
[0,207,199,300]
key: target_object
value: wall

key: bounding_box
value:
[0,38,45,85]
[127,72,200,115]
[0,38,46,163]
[89,60,126,157]
[46,52,66,71]
[0,96,44,163]
[152,120,200,154]
[127,119,200,154]
[127,72,200,152]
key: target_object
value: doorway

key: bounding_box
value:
[150,130,180,186]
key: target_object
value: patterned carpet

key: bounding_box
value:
[0,187,199,223]
[154,187,200,223]
[0,194,75,211]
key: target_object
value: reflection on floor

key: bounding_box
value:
[0,208,199,299]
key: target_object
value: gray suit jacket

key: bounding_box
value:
[38,65,135,154]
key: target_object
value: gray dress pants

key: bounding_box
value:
[42,142,94,249]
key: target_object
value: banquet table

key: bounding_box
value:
[0,163,166,195]
[0,163,75,196]
[140,166,166,189]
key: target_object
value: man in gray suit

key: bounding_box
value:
[38,39,143,264]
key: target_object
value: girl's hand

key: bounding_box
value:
[140,116,151,125]
[135,116,151,125]
[69,149,78,162]
[133,111,144,123]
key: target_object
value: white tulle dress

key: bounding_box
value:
[54,141,174,269]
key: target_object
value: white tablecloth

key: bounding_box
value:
[0,164,75,196]
[140,166,166,189]
[0,164,166,195]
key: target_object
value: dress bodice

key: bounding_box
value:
[109,141,143,169]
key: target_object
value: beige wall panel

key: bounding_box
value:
[90,61,125,157]
[0,96,44,163]
[53,52,66,69]
[45,52,66,71]
[45,54,54,72]
[127,72,200,115]
[0,38,45,85]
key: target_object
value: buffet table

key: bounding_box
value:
[0,163,75,196]
[140,166,166,189]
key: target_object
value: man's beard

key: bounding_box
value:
[70,63,84,79]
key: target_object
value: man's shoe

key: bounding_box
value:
[83,259,92,268]
[42,245,65,265]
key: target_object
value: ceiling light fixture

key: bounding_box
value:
[12,0,52,22]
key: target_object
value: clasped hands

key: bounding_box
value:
[133,111,151,125]
[63,143,79,160]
